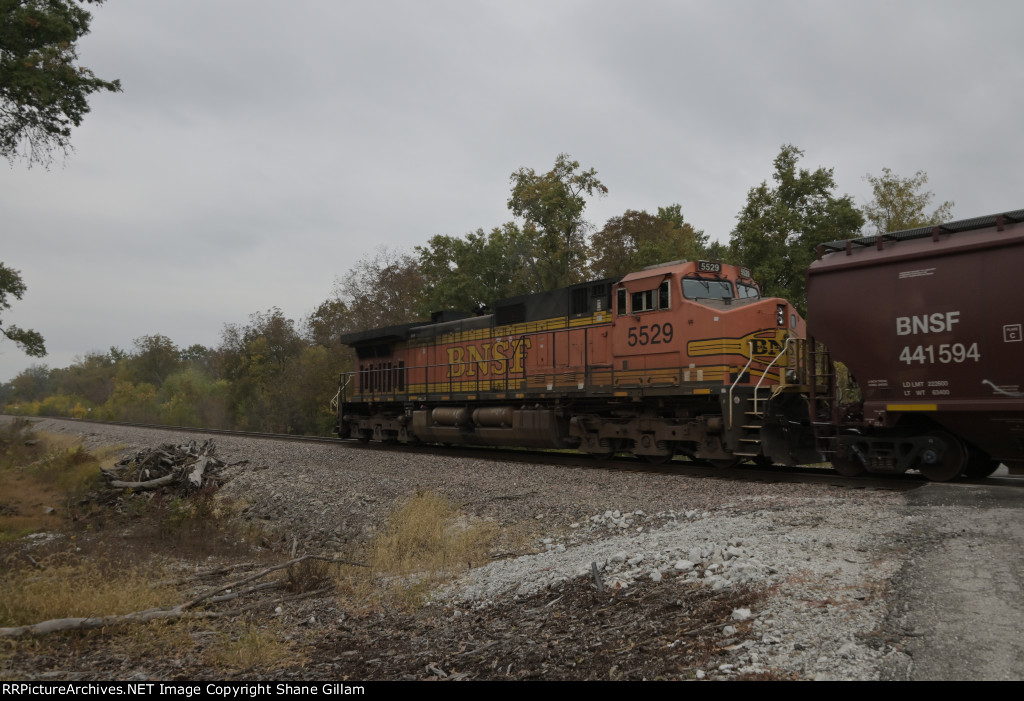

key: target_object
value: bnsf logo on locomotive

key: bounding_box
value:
[446,338,532,378]
[688,329,788,363]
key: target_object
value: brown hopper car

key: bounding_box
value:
[802,209,1024,479]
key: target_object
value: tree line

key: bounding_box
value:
[0,148,954,433]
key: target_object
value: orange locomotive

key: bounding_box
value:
[336,259,808,465]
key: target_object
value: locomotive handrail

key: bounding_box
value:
[727,335,802,427]
[331,375,350,412]
[750,335,802,416]
[345,344,794,412]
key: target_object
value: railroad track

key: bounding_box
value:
[20,414,1022,491]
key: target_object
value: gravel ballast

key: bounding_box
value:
[21,418,1024,680]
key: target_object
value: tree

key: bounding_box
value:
[334,247,427,332]
[8,363,50,402]
[862,168,954,234]
[590,206,707,278]
[729,145,863,315]
[1,0,121,167]
[416,222,535,313]
[50,350,116,404]
[216,308,310,432]
[507,153,607,290]
[123,334,180,387]
[0,262,46,357]
[303,298,349,349]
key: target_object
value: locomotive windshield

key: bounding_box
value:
[682,276,734,301]
[736,282,760,299]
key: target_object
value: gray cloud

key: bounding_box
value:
[2,0,1021,381]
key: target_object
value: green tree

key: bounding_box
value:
[304,298,349,349]
[730,145,864,314]
[1,0,121,167]
[101,379,158,423]
[0,262,46,357]
[157,367,229,429]
[7,363,50,402]
[862,167,954,234]
[507,153,607,290]
[416,222,535,313]
[216,308,309,432]
[50,350,116,404]
[123,334,180,387]
[590,206,707,278]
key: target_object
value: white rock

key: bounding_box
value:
[731,608,753,621]
[838,641,860,658]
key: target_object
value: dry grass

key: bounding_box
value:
[371,490,497,575]
[205,618,304,672]
[334,490,499,610]
[0,421,115,540]
[0,425,504,677]
[0,558,177,627]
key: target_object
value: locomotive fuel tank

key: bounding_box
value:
[806,209,1024,479]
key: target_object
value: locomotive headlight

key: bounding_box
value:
[776,304,785,327]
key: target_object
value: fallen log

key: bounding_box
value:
[0,555,367,639]
[107,473,177,490]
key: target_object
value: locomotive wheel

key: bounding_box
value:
[918,431,967,482]
[830,455,866,477]
[964,447,1000,478]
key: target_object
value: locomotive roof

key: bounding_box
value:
[338,321,431,346]
[816,208,1024,257]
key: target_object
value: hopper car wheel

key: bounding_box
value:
[964,447,1000,479]
[356,430,371,444]
[644,453,674,465]
[830,455,866,477]
[918,431,967,482]
[708,457,743,468]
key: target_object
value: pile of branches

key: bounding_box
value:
[101,439,237,494]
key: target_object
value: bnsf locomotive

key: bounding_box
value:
[336,259,806,466]
[335,208,1024,482]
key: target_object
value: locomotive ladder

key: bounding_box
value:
[734,386,773,457]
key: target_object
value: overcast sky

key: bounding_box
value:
[2,0,1022,384]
